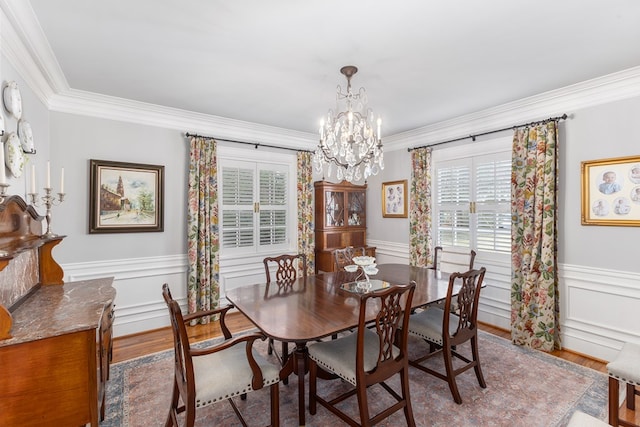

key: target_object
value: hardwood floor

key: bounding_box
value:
[112,313,639,425]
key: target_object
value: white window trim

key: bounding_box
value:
[431,135,512,258]
[217,144,298,261]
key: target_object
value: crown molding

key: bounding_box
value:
[48,89,318,150]
[0,0,68,101]
[384,66,640,152]
[2,0,640,152]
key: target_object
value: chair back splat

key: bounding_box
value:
[263,253,307,283]
[162,284,280,427]
[407,267,487,404]
[333,246,366,271]
[308,282,417,426]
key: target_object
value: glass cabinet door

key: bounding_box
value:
[348,191,365,226]
[325,191,344,227]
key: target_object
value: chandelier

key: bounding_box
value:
[313,65,384,182]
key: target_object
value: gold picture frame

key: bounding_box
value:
[382,180,408,218]
[581,155,640,226]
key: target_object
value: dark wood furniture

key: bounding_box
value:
[263,253,307,380]
[432,246,477,271]
[226,263,456,426]
[314,180,375,273]
[263,253,307,283]
[333,245,365,271]
[406,267,487,404]
[308,282,417,426]
[162,284,280,427]
[0,195,116,427]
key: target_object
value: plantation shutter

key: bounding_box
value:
[220,160,290,254]
[259,169,287,246]
[475,156,511,252]
[221,167,254,248]
[436,163,471,247]
[434,150,510,254]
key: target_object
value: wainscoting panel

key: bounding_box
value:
[63,255,189,337]
[560,264,640,361]
[63,251,640,362]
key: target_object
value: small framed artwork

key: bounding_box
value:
[89,159,164,233]
[382,180,408,218]
[581,155,640,226]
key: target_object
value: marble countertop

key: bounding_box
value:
[0,276,116,347]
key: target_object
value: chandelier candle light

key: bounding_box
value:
[29,161,65,238]
[313,65,384,182]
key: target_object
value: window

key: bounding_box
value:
[219,151,295,256]
[433,138,511,254]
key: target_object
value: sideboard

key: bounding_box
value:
[0,195,116,426]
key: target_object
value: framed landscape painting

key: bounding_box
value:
[89,159,164,233]
[581,155,640,226]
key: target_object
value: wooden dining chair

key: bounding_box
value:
[162,284,281,427]
[333,246,366,271]
[406,267,487,404]
[263,253,307,380]
[308,282,417,427]
[431,246,477,271]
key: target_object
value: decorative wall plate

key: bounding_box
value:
[4,132,25,177]
[17,119,34,153]
[3,81,23,120]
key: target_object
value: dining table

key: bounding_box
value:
[225,263,456,426]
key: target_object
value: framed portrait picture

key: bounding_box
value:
[581,155,640,226]
[89,159,164,233]
[382,180,408,218]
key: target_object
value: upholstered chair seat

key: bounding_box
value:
[566,410,609,427]
[308,328,399,386]
[607,341,640,427]
[192,343,280,408]
[406,307,459,346]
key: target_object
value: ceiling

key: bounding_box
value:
[23,0,640,138]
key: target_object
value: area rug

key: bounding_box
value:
[101,331,608,426]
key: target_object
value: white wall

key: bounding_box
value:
[0,58,49,196]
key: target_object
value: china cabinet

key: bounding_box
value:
[314,180,375,272]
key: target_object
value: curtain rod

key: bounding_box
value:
[185,132,313,153]
[407,113,568,152]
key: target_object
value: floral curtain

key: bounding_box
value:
[510,121,560,351]
[187,136,219,321]
[409,147,433,267]
[297,152,315,275]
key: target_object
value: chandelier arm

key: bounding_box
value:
[317,143,379,169]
